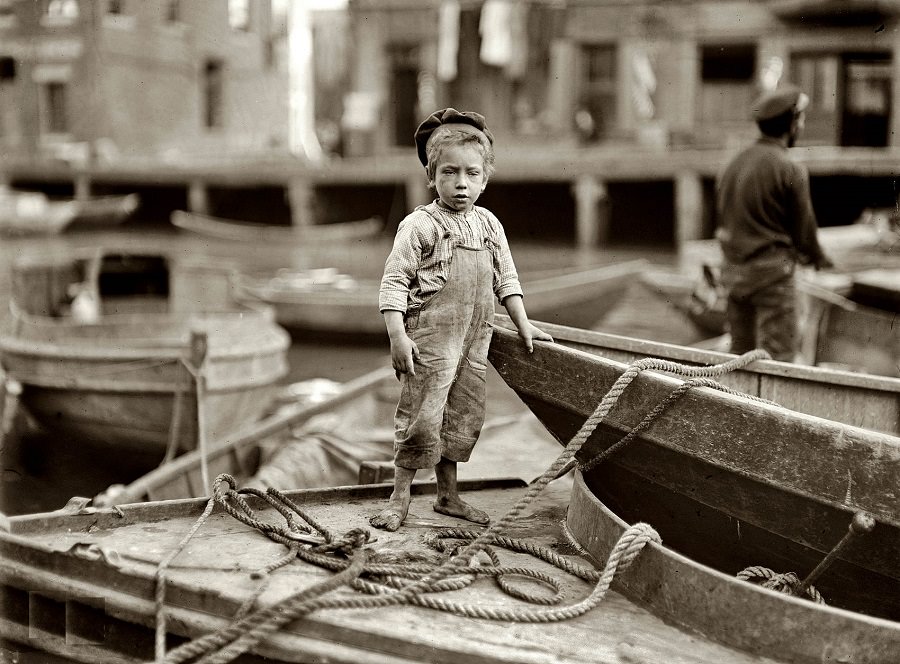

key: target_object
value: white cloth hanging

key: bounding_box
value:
[479,0,513,68]
[437,0,460,81]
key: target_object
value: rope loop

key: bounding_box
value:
[607,522,662,575]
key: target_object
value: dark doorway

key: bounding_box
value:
[841,53,891,147]
[389,45,419,148]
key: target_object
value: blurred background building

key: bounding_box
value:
[1,0,899,245]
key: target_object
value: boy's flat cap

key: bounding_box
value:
[752,84,809,121]
[414,108,494,166]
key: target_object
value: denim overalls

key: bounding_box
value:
[393,213,496,469]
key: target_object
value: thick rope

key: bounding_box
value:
[154,493,218,662]
[151,348,768,663]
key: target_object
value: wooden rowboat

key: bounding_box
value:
[1,478,775,664]
[642,265,900,378]
[0,249,290,454]
[69,193,140,228]
[495,314,900,435]
[786,272,900,378]
[91,365,560,508]
[92,367,399,507]
[851,268,900,312]
[170,210,383,243]
[233,259,648,338]
[487,324,900,662]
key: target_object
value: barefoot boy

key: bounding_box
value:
[371,108,552,532]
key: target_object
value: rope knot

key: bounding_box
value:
[311,527,371,557]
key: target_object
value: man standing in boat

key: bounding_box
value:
[372,108,552,531]
[715,84,834,362]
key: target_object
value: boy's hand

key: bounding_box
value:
[391,333,420,377]
[518,322,553,353]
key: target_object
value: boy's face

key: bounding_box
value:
[431,143,487,213]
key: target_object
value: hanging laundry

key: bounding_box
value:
[437,0,460,82]
[505,0,529,80]
[631,47,657,120]
[479,0,513,68]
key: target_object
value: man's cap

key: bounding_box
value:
[752,84,810,121]
[414,108,494,167]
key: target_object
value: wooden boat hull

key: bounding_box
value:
[234,259,647,337]
[495,314,900,435]
[170,210,383,243]
[567,472,900,664]
[809,299,900,378]
[487,326,900,621]
[93,367,399,505]
[0,310,290,451]
[0,480,777,664]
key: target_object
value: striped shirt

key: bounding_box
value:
[379,201,523,313]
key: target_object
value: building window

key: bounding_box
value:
[203,60,224,129]
[46,0,79,19]
[228,0,250,31]
[107,0,123,14]
[578,44,617,142]
[0,58,15,82]
[42,81,69,134]
[698,43,757,126]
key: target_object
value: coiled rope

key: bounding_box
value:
[152,348,770,664]
[736,566,826,604]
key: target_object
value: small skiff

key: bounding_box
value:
[170,210,383,243]
[488,324,900,662]
[233,259,648,338]
[0,249,290,454]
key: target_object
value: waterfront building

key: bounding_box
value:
[2,0,899,245]
[342,0,900,245]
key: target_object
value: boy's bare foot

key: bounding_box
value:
[433,496,490,525]
[369,495,411,532]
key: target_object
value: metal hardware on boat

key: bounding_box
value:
[798,511,875,594]
[64,542,123,566]
[283,531,328,545]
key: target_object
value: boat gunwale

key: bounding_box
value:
[0,309,291,362]
[234,260,649,307]
[493,313,900,395]
[6,476,527,535]
[170,210,384,243]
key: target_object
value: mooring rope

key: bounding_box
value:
[151,347,770,664]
